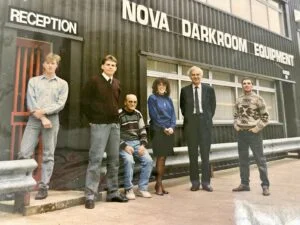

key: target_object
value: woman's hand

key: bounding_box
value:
[164,128,174,135]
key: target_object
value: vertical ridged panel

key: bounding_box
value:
[1,0,299,79]
[0,0,299,140]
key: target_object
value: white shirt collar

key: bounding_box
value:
[192,83,201,89]
[102,73,113,82]
[41,74,57,80]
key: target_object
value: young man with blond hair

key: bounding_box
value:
[18,53,69,200]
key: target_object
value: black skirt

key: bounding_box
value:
[150,125,174,157]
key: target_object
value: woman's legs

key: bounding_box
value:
[155,156,168,195]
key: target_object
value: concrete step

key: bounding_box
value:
[0,190,86,216]
[0,176,189,216]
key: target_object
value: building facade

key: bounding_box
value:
[0,0,299,189]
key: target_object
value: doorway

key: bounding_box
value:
[282,82,298,137]
[10,37,51,181]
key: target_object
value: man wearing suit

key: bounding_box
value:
[180,66,216,192]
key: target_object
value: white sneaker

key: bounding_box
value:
[125,189,136,200]
[136,189,152,198]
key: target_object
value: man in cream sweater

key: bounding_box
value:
[232,77,270,196]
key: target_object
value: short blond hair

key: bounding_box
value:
[44,53,61,64]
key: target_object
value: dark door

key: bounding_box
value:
[282,82,298,137]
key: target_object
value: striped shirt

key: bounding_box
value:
[119,108,148,149]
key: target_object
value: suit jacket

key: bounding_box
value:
[180,83,216,130]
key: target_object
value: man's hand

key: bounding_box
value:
[235,126,240,132]
[124,145,134,155]
[249,127,259,133]
[41,117,52,129]
[138,145,146,156]
[33,109,46,119]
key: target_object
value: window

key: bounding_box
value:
[259,79,274,88]
[147,59,279,123]
[268,7,282,34]
[259,91,277,121]
[232,0,251,21]
[195,0,287,36]
[147,60,177,74]
[213,71,234,82]
[207,0,231,13]
[297,31,300,57]
[251,0,269,29]
[214,85,235,120]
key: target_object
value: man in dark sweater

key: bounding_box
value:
[119,94,153,200]
[81,55,128,209]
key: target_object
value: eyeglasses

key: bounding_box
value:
[128,101,137,104]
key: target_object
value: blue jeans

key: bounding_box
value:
[85,123,120,199]
[19,115,59,189]
[119,140,153,191]
[237,130,270,187]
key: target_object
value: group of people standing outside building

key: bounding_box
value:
[18,53,271,210]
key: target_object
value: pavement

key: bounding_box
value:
[1,155,300,225]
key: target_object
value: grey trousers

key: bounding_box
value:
[19,115,59,189]
[85,123,120,199]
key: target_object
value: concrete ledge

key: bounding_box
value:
[0,191,86,216]
[24,191,85,216]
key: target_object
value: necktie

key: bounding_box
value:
[195,86,200,114]
[108,78,112,84]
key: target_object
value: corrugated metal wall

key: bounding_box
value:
[1,0,299,142]
[287,0,300,135]
[1,0,298,93]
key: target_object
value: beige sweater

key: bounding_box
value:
[233,92,269,133]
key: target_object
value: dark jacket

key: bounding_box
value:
[180,83,216,129]
[81,74,121,123]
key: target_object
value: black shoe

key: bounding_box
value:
[262,186,270,196]
[85,199,95,209]
[35,188,48,200]
[232,184,250,192]
[190,185,200,191]
[106,193,128,203]
[202,185,213,192]
[162,189,169,194]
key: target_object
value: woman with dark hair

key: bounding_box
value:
[148,77,176,195]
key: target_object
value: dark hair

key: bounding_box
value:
[101,55,117,65]
[152,77,171,96]
[241,77,254,85]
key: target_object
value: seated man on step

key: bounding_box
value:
[119,94,153,200]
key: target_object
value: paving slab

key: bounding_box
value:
[0,157,300,225]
